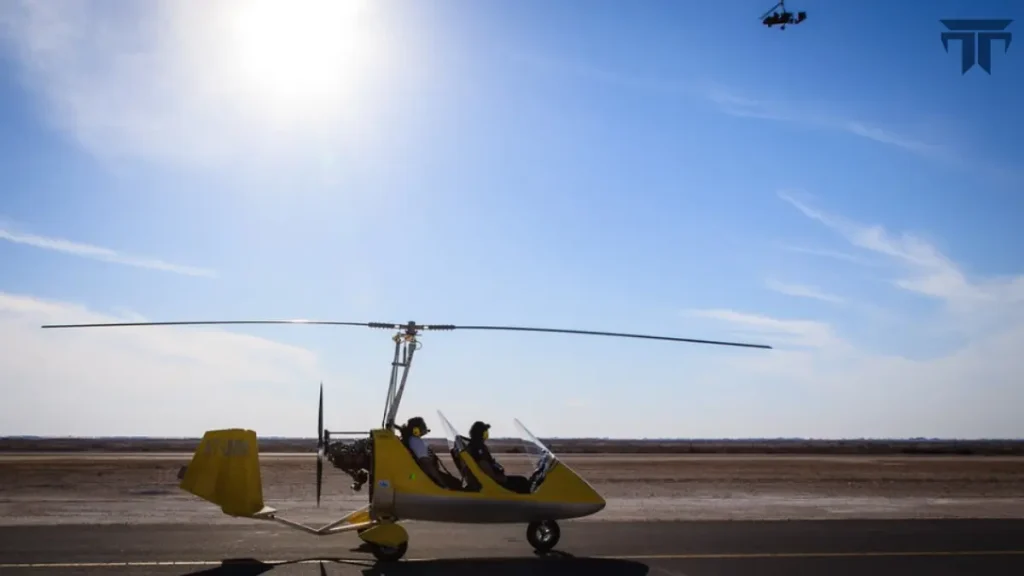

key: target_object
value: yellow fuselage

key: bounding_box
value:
[369,429,606,523]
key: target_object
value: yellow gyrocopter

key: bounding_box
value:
[40,319,771,562]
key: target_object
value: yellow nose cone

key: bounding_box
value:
[577,481,606,515]
[536,461,608,519]
[563,464,606,515]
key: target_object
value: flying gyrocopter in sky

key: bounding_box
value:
[41,319,772,562]
[761,0,807,30]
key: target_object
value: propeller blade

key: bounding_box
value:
[316,456,323,508]
[316,382,324,508]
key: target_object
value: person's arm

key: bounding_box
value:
[417,457,448,485]
[476,457,507,483]
[410,439,448,486]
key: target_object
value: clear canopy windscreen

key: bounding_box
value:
[436,410,463,452]
[513,417,556,469]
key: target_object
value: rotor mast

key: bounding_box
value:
[373,321,455,431]
[381,323,419,430]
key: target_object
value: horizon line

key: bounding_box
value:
[4,435,1024,442]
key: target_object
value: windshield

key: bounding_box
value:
[435,410,464,452]
[513,418,557,474]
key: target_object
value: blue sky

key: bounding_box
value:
[1,0,1021,439]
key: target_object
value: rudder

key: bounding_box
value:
[179,429,266,517]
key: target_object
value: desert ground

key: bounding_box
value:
[3,441,1024,526]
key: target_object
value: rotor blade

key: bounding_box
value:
[40,320,373,329]
[448,325,772,349]
[759,1,783,19]
[38,318,772,349]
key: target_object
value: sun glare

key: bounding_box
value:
[220,0,371,126]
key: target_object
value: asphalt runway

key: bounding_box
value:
[2,519,1024,575]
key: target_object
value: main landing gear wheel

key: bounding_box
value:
[369,541,408,562]
[527,520,561,553]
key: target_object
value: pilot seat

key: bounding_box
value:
[397,424,469,491]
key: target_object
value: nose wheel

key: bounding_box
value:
[526,520,561,553]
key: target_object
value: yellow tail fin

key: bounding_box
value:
[178,429,266,517]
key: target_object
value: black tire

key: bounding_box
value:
[370,541,408,562]
[526,520,560,553]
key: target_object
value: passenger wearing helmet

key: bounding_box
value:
[466,421,531,494]
[401,416,461,489]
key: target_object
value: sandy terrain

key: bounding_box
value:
[2,453,1023,526]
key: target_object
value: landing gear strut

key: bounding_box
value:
[527,520,561,553]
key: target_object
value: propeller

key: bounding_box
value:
[39,319,772,349]
[316,382,324,507]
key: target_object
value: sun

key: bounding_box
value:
[219,0,372,125]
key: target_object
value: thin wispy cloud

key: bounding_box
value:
[682,308,840,350]
[0,226,216,278]
[843,121,941,155]
[776,191,1024,336]
[703,85,944,157]
[778,244,882,267]
[778,190,970,302]
[460,53,975,173]
[500,68,936,159]
[702,88,807,123]
[765,279,846,305]
[679,201,1024,436]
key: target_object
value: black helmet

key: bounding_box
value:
[469,421,490,441]
[405,416,429,436]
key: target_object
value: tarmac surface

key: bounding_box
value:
[2,519,1024,575]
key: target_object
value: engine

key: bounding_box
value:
[325,436,372,491]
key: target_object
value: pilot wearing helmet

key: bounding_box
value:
[467,421,531,494]
[401,416,461,489]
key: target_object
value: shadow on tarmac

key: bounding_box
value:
[180,551,649,576]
